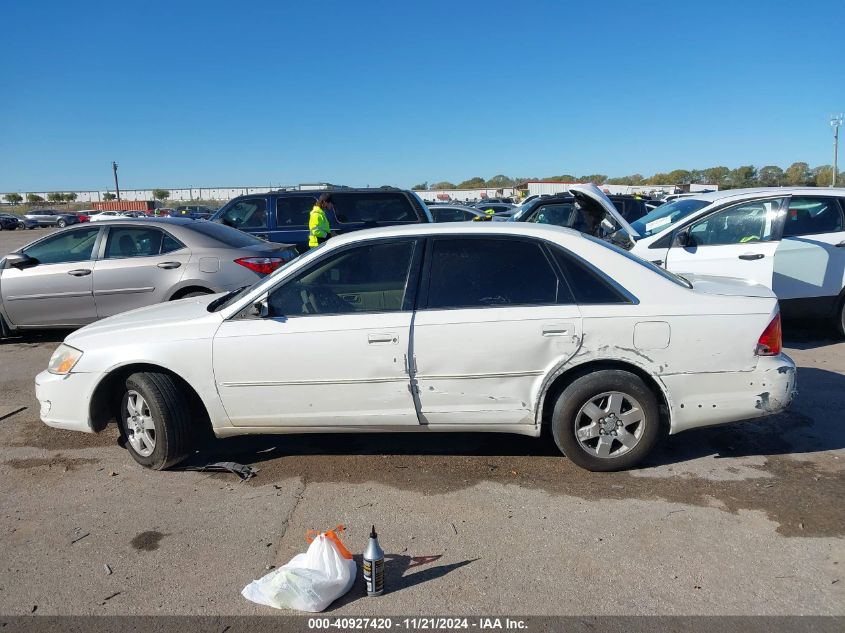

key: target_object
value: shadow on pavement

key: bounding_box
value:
[198,366,844,470]
[328,554,476,609]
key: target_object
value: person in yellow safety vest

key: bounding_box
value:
[484,208,496,217]
[308,193,333,248]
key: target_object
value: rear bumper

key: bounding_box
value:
[663,354,797,434]
[35,369,101,433]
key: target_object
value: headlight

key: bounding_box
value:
[48,344,83,375]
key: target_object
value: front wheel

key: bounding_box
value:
[551,370,661,471]
[119,372,195,470]
[56,219,66,228]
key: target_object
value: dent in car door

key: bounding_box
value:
[411,237,582,425]
[664,197,784,288]
[212,239,422,427]
[0,227,100,326]
[92,226,190,317]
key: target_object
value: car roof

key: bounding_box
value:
[326,219,581,247]
[674,187,845,204]
[233,187,412,199]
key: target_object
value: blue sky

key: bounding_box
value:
[1,0,843,192]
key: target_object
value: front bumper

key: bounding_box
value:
[663,354,798,434]
[35,369,102,433]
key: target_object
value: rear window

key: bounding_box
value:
[332,192,417,224]
[188,221,270,247]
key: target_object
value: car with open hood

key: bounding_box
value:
[509,184,641,250]
[35,222,795,473]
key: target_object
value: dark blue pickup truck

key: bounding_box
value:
[210,188,433,251]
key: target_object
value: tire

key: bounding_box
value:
[57,219,66,228]
[0,313,11,339]
[835,294,845,339]
[118,372,195,470]
[551,369,661,472]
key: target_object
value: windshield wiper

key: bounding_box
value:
[207,286,249,312]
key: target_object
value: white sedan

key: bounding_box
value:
[35,223,797,472]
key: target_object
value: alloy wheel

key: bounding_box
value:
[125,390,156,457]
[573,391,645,459]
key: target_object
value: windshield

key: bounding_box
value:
[630,199,710,238]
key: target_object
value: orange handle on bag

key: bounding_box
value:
[305,524,353,560]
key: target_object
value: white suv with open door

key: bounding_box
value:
[616,188,845,337]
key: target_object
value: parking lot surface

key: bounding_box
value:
[0,228,842,616]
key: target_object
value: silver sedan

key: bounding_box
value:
[0,218,297,337]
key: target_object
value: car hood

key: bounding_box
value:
[569,184,640,238]
[683,273,776,299]
[66,294,222,345]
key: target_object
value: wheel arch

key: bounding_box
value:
[167,284,215,301]
[88,362,213,437]
[537,358,671,433]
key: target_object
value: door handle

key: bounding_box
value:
[157,261,182,269]
[368,333,398,345]
[738,253,764,260]
[542,326,571,336]
[836,241,845,248]
[650,259,664,266]
[67,269,92,276]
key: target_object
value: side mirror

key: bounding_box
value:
[244,297,270,319]
[4,253,38,270]
[673,230,689,247]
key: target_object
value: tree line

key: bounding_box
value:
[413,162,843,190]
[3,189,172,205]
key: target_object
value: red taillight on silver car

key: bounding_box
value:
[234,257,286,275]
[756,312,782,356]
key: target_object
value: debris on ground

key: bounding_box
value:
[104,564,112,575]
[70,532,90,545]
[181,461,257,480]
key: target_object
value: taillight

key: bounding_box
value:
[756,312,782,356]
[235,257,286,275]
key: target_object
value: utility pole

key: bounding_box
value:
[831,115,843,187]
[112,161,121,201]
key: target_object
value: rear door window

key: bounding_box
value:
[426,238,565,309]
[105,227,165,258]
[783,197,845,236]
[332,192,416,224]
[276,196,315,228]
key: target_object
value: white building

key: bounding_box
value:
[414,187,518,203]
[1,183,345,204]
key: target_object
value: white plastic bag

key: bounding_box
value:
[242,526,356,612]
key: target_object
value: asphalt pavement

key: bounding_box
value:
[0,227,842,616]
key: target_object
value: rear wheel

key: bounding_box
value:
[551,369,661,472]
[118,372,195,470]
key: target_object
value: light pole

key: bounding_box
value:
[112,161,121,201]
[832,115,843,188]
